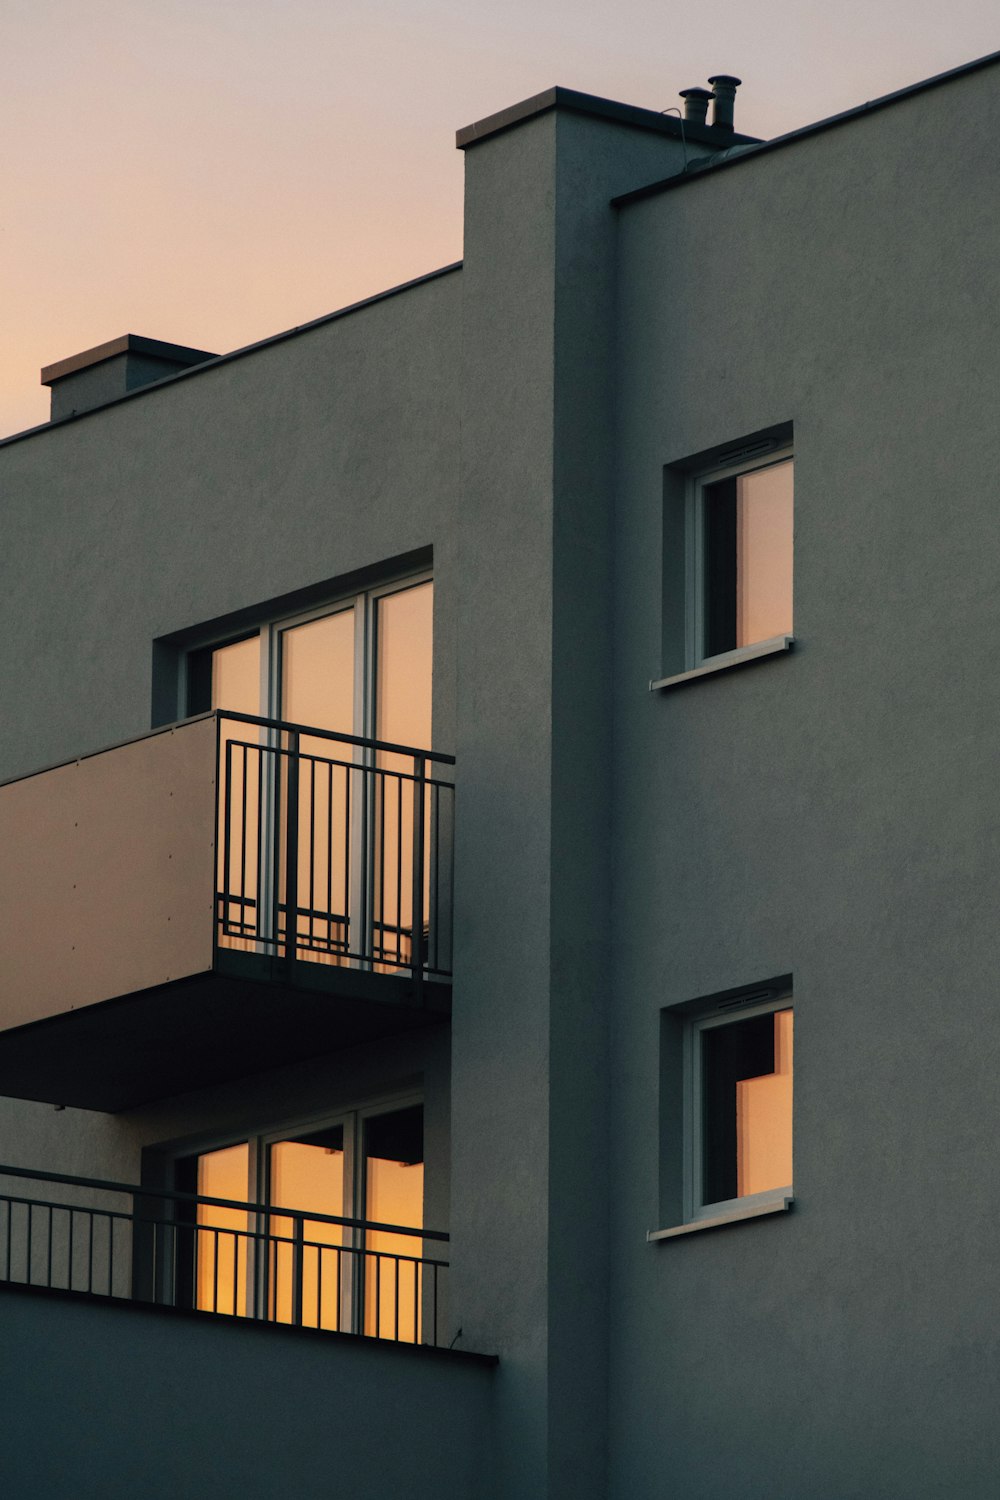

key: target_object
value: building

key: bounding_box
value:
[2,47,1000,1500]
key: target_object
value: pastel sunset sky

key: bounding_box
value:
[3,0,997,436]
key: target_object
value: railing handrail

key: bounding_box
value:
[0,1163,448,1243]
[217,709,456,768]
[221,733,454,789]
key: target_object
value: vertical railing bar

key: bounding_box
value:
[394,1255,399,1342]
[433,1263,439,1347]
[395,772,403,965]
[271,745,283,955]
[87,1211,94,1294]
[46,1205,53,1289]
[308,756,316,952]
[284,733,300,962]
[378,773,386,965]
[336,1242,343,1333]
[411,755,426,1001]
[291,1215,304,1328]
[106,1211,113,1297]
[343,762,351,959]
[375,1252,381,1338]
[432,783,439,971]
[255,742,265,945]
[4,1199,11,1280]
[239,744,248,935]
[212,1226,219,1313]
[412,1261,418,1344]
[26,1203,33,1286]
[222,736,233,941]
[68,1207,75,1293]
[316,1242,323,1329]
[326,760,334,956]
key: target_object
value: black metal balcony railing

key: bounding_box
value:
[215,712,455,986]
[0,1165,449,1348]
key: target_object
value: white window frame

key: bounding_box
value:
[683,992,793,1225]
[685,446,794,672]
[180,566,433,731]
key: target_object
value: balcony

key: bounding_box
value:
[0,712,455,1109]
[0,1163,450,1346]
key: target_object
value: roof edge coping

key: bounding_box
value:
[612,45,1000,207]
[456,85,760,150]
[41,334,218,387]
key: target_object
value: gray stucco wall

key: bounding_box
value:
[609,61,1000,1498]
[0,269,462,1306]
[0,1286,495,1500]
[0,265,461,782]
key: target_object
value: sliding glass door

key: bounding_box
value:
[206,576,433,967]
[183,1102,425,1341]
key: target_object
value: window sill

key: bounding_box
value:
[649,635,793,693]
[646,1195,793,1241]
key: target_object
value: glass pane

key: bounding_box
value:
[212,637,263,951]
[363,1106,424,1342]
[737,1009,793,1196]
[701,1008,793,1205]
[736,459,793,647]
[196,1142,250,1317]
[373,583,433,970]
[375,583,433,751]
[280,610,355,964]
[268,1125,346,1331]
[281,611,355,737]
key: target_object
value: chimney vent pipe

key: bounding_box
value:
[679,87,713,127]
[707,74,742,132]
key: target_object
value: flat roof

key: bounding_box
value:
[612,45,1000,207]
[457,84,759,151]
[41,334,218,387]
[2,262,463,449]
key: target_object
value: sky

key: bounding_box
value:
[2,0,998,437]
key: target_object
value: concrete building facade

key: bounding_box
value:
[2,49,1000,1500]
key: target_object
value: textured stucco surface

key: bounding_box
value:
[0,1286,495,1500]
[609,60,1000,1499]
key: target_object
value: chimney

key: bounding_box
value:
[41,334,217,422]
[678,87,714,127]
[707,75,742,132]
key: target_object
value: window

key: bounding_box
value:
[655,437,793,690]
[693,452,793,664]
[172,1099,426,1340]
[654,980,793,1238]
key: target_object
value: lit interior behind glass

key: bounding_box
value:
[196,1141,250,1316]
[364,1105,424,1342]
[213,636,262,950]
[268,1125,346,1330]
[736,459,794,647]
[701,1008,792,1207]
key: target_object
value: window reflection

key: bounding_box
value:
[374,583,433,971]
[280,610,356,965]
[703,458,793,658]
[186,1106,425,1342]
[213,637,262,952]
[195,1142,250,1317]
[736,459,794,648]
[364,1106,424,1342]
[702,1008,793,1206]
[268,1125,346,1330]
